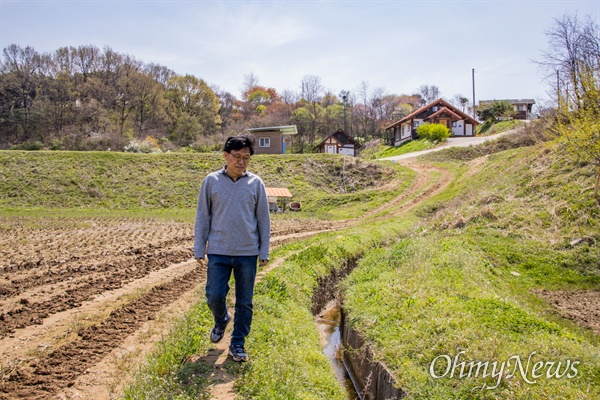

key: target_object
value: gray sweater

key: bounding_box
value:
[194,167,271,260]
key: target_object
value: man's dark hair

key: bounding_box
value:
[223,136,255,155]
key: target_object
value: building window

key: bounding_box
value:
[452,122,457,127]
[259,137,270,147]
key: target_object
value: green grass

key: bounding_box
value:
[121,297,215,399]
[339,136,600,398]
[366,139,438,159]
[476,119,525,135]
[0,151,409,220]
[238,217,419,399]
[344,233,599,399]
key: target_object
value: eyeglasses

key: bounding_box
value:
[228,153,251,164]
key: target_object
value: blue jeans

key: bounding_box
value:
[205,254,258,347]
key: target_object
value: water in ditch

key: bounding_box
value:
[315,299,359,400]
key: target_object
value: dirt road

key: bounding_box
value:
[380,124,525,161]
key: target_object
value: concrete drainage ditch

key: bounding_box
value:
[312,259,406,400]
[315,299,358,399]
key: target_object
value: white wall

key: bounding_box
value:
[339,147,355,156]
[466,124,473,135]
[452,120,465,136]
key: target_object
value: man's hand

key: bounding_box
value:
[195,257,205,267]
[259,259,269,268]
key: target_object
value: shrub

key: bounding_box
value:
[477,100,515,121]
[123,136,163,154]
[416,123,451,142]
[49,138,64,150]
[183,141,222,153]
[10,141,45,150]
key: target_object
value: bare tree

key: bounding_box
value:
[53,46,76,76]
[241,72,260,97]
[300,74,323,145]
[280,88,298,121]
[214,87,239,132]
[1,44,43,141]
[356,80,370,139]
[415,84,441,105]
[145,63,175,86]
[281,89,299,105]
[72,45,101,82]
[370,86,386,138]
[535,13,600,109]
[114,55,142,135]
[451,94,470,113]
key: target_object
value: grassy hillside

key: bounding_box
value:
[0,151,410,219]
[342,130,600,398]
[476,119,526,135]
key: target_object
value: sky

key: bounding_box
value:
[1,0,599,108]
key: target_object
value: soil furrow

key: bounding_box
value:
[0,264,205,399]
[0,247,193,338]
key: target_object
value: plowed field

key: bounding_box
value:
[0,160,452,400]
[0,215,345,399]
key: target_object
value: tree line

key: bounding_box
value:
[3,10,595,155]
[0,44,473,152]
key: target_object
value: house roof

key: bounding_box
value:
[266,187,293,197]
[245,125,298,135]
[427,107,461,121]
[385,98,478,130]
[315,129,361,149]
[479,99,535,105]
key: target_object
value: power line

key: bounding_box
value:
[475,70,539,77]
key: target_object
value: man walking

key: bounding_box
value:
[194,136,271,362]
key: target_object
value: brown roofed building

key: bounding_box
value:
[385,98,479,146]
[315,129,361,156]
[478,99,536,120]
[245,125,298,154]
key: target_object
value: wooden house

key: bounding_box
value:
[385,98,479,146]
[315,129,361,156]
[245,125,298,154]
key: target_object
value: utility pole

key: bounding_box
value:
[556,70,561,109]
[340,90,349,133]
[472,68,476,120]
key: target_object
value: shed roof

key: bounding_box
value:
[246,125,298,135]
[427,107,461,121]
[266,187,293,197]
[479,99,535,105]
